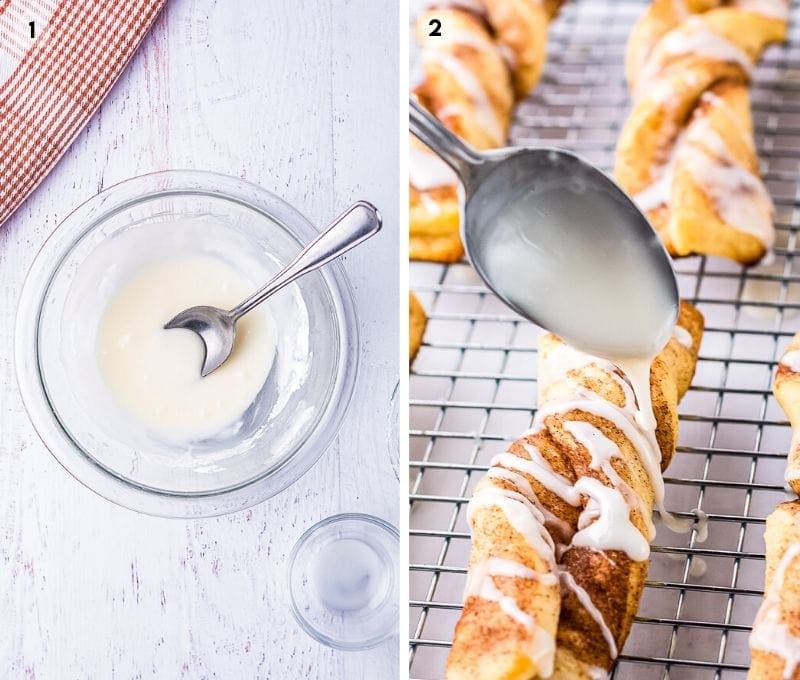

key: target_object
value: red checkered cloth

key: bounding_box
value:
[0,0,165,226]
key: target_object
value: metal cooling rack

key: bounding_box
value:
[409,1,800,678]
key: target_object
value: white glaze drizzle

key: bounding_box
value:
[559,569,619,659]
[538,336,697,536]
[486,466,574,541]
[409,144,457,191]
[510,445,582,506]
[535,391,665,518]
[564,420,656,542]
[465,557,558,627]
[466,485,558,673]
[781,350,800,373]
[571,477,651,561]
[749,542,800,678]
[615,357,697,536]
[421,50,503,142]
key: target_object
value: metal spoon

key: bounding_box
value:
[165,201,381,376]
[410,98,678,360]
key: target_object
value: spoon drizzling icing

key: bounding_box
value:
[409,98,679,361]
[411,99,703,536]
[165,201,381,376]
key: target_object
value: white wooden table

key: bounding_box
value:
[0,1,399,677]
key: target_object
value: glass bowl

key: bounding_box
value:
[15,170,359,517]
[288,513,399,650]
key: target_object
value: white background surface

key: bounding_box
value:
[0,1,400,677]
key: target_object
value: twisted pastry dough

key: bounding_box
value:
[749,500,800,679]
[749,336,800,678]
[410,1,565,263]
[446,302,703,680]
[616,1,788,265]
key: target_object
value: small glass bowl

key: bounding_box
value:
[288,513,398,651]
[15,170,359,517]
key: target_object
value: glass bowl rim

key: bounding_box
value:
[287,512,399,651]
[14,169,360,518]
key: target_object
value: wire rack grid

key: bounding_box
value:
[409,2,800,678]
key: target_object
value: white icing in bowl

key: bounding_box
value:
[15,171,359,517]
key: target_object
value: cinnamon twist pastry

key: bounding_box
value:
[748,500,800,679]
[446,302,703,680]
[616,1,788,265]
[748,335,800,678]
[410,1,565,263]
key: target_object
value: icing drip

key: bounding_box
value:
[565,420,656,542]
[616,357,696,536]
[571,477,651,561]
[409,144,457,191]
[749,543,800,678]
[689,557,708,578]
[559,569,618,659]
[781,350,800,373]
[693,509,709,543]
[421,50,504,142]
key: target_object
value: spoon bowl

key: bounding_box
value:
[165,201,381,376]
[410,99,679,360]
[164,305,236,377]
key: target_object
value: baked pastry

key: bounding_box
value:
[446,302,703,679]
[747,336,800,678]
[410,292,428,363]
[616,1,788,264]
[748,500,800,679]
[410,1,565,262]
[774,333,800,494]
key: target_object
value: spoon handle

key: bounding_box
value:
[231,201,381,319]
[409,97,483,184]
